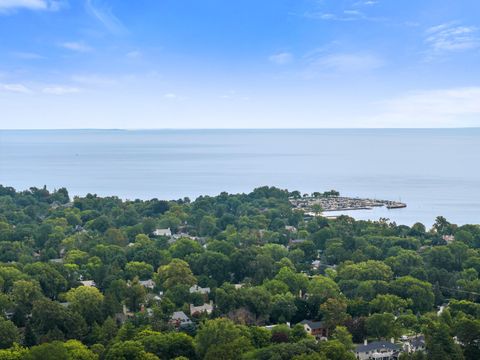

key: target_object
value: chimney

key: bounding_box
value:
[364,339,368,346]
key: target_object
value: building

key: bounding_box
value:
[311,260,321,270]
[80,280,96,287]
[170,311,193,328]
[139,279,155,289]
[299,320,329,340]
[153,228,172,237]
[354,340,401,360]
[190,301,214,316]
[401,335,425,354]
[189,284,211,295]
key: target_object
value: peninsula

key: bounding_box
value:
[289,191,407,213]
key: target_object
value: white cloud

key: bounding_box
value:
[60,41,92,53]
[10,51,45,59]
[303,8,382,22]
[370,87,480,127]
[164,93,177,99]
[42,86,80,95]
[309,53,384,72]
[269,52,293,65]
[85,0,127,35]
[0,83,32,93]
[425,22,479,53]
[126,50,142,59]
[71,74,117,86]
[0,0,61,13]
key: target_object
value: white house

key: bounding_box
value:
[189,284,211,295]
[190,301,214,315]
[153,228,172,237]
[355,340,400,360]
[170,311,193,328]
[139,279,155,289]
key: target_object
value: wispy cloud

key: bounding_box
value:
[269,52,293,65]
[85,0,127,35]
[126,50,142,59]
[71,74,118,86]
[60,41,92,53]
[0,83,32,93]
[308,52,384,72]
[370,87,480,127]
[0,0,61,13]
[425,22,479,56]
[10,51,45,59]
[42,86,80,95]
[303,8,383,22]
[164,93,178,99]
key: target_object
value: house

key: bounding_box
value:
[189,284,211,295]
[153,228,172,237]
[401,336,425,354]
[190,301,214,316]
[80,280,96,287]
[170,311,193,328]
[442,235,455,244]
[311,260,321,270]
[355,340,401,360]
[285,225,297,232]
[300,320,329,340]
[139,279,155,289]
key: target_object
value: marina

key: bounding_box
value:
[290,195,407,213]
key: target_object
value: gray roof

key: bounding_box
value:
[299,320,325,330]
[355,341,400,353]
[171,311,191,322]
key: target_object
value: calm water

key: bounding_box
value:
[1,129,479,227]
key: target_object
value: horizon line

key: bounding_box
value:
[1,127,480,131]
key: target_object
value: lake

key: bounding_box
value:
[1,128,479,227]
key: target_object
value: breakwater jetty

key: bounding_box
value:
[290,195,406,213]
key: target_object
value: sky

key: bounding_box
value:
[0,0,480,129]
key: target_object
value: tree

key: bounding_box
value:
[125,262,154,281]
[195,318,253,360]
[0,343,28,360]
[136,330,195,359]
[370,294,411,314]
[319,340,356,360]
[0,318,20,349]
[30,299,86,342]
[156,259,196,290]
[66,286,104,325]
[454,318,480,360]
[125,279,146,312]
[23,263,67,299]
[104,341,159,360]
[390,276,434,313]
[331,326,354,351]
[366,313,398,340]
[320,298,349,330]
[425,322,464,360]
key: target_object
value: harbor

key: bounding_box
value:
[290,195,407,213]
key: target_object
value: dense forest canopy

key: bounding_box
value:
[0,184,479,360]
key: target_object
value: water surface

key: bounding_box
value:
[1,129,479,227]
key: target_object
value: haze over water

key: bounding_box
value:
[1,128,479,227]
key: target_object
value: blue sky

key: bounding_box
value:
[0,0,480,128]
